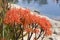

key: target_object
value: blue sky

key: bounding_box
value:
[17,0,60,20]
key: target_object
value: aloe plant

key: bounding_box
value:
[0,0,52,40]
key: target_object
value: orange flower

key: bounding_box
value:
[38,17,52,35]
[45,29,52,36]
[4,8,52,36]
[4,8,22,25]
[23,9,31,24]
[33,28,39,34]
[25,27,33,33]
[30,15,37,23]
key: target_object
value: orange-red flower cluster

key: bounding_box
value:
[4,8,21,24]
[38,17,52,35]
[4,8,52,36]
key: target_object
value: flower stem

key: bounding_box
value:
[37,28,43,39]
[22,28,23,40]
[41,34,45,40]
[35,24,37,40]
